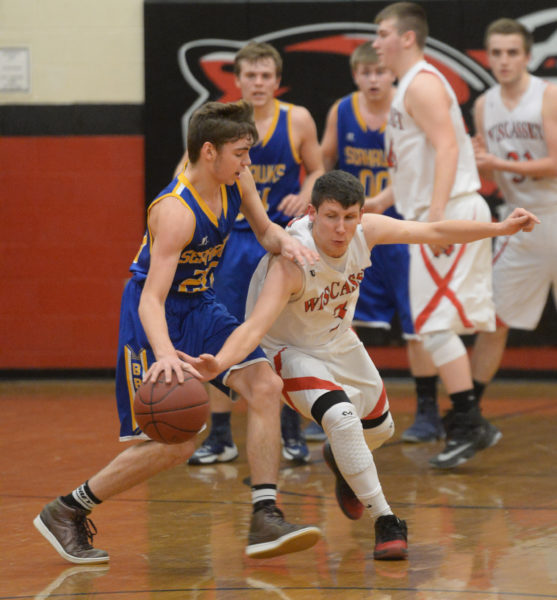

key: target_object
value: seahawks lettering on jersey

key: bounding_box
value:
[236,100,301,230]
[483,75,557,214]
[336,92,390,198]
[130,174,243,293]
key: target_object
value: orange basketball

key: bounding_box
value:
[133,372,209,444]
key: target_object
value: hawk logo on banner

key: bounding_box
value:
[176,10,557,146]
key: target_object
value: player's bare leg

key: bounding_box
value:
[34,439,195,564]
[228,362,322,558]
[87,439,195,500]
[471,325,510,386]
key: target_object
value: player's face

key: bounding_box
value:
[235,58,280,107]
[353,62,395,102]
[373,18,403,71]
[213,137,253,185]
[309,199,362,258]
[487,34,530,86]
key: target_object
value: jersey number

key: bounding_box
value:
[507,150,534,183]
[359,170,390,197]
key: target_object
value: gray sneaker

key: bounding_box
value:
[245,504,321,559]
[33,498,109,564]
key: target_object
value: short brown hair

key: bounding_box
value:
[485,18,533,54]
[375,2,429,49]
[311,170,365,210]
[187,100,258,163]
[233,41,283,77]
[350,42,380,71]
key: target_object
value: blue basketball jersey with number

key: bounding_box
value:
[116,173,267,440]
[235,99,301,230]
[130,173,243,294]
[336,92,391,199]
[336,92,414,335]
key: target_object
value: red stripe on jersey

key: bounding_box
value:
[493,236,510,265]
[414,243,473,332]
[362,384,387,421]
[273,347,343,411]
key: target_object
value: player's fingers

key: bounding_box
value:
[145,364,164,384]
[170,365,184,384]
[142,365,155,383]
[182,362,202,380]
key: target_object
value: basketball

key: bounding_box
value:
[133,372,209,444]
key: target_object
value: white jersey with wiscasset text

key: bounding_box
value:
[483,75,557,216]
[245,214,371,350]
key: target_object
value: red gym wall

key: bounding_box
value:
[0,134,144,369]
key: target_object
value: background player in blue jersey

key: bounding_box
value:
[176,42,324,465]
[320,42,442,442]
[34,100,321,565]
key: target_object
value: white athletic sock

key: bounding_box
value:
[345,467,392,519]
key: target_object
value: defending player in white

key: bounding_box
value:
[184,169,539,560]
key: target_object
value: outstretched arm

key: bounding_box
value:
[362,207,539,249]
[186,257,303,380]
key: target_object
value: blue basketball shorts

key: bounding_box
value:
[115,278,266,440]
[354,206,415,337]
[212,229,266,320]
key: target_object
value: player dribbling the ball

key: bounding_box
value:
[33,100,321,565]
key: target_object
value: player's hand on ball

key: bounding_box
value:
[181,353,222,382]
[143,352,202,384]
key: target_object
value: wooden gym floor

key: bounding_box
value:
[1,377,557,599]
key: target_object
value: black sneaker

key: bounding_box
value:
[246,503,321,559]
[33,498,109,564]
[322,442,364,520]
[476,418,503,450]
[442,409,502,451]
[430,409,483,469]
[373,514,408,560]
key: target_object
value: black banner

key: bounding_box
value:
[144,0,557,348]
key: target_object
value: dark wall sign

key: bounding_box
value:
[144,0,557,347]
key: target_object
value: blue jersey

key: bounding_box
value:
[336,92,391,199]
[335,92,414,335]
[130,173,243,294]
[235,99,301,230]
[116,173,267,440]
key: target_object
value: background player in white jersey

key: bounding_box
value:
[176,42,324,465]
[470,19,557,396]
[321,41,442,443]
[33,101,321,565]
[184,170,538,561]
[372,2,502,469]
